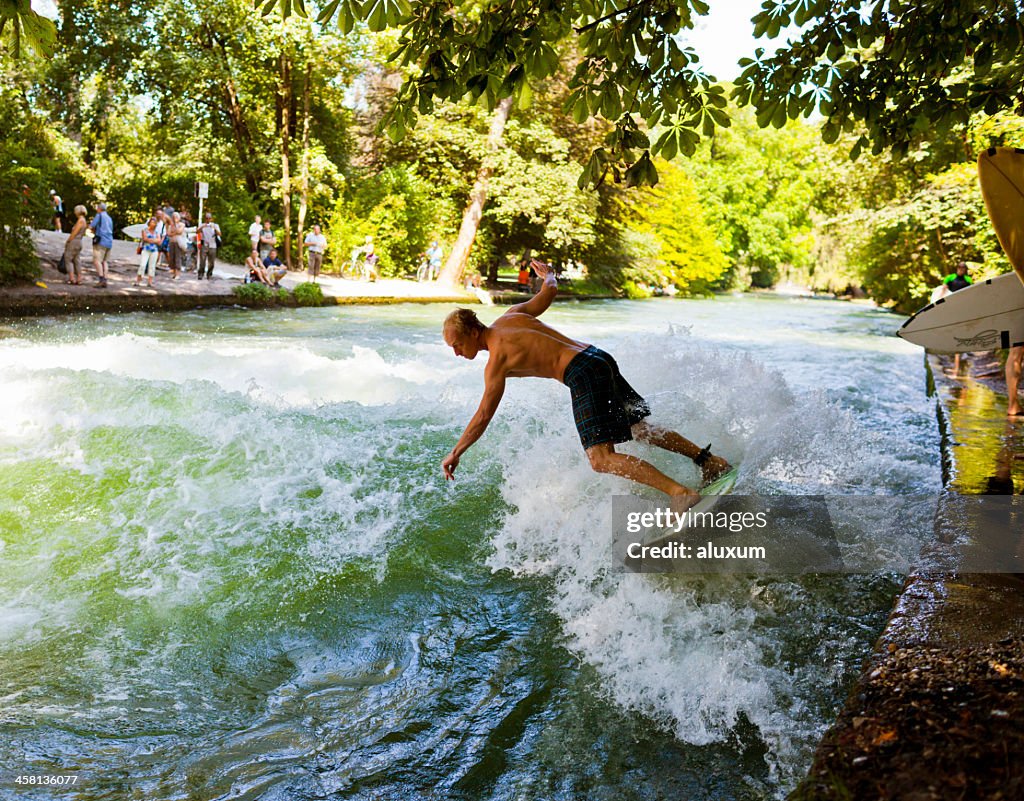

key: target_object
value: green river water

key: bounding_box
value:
[0,295,940,800]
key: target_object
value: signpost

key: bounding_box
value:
[194,181,209,224]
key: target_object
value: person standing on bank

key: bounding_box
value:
[167,211,187,280]
[259,221,276,260]
[135,216,161,287]
[441,260,731,504]
[1007,346,1023,418]
[197,212,221,280]
[248,215,262,254]
[63,204,87,285]
[304,224,327,282]
[50,190,65,232]
[89,202,114,288]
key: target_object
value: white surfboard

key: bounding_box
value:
[121,224,197,241]
[898,271,1024,352]
[121,223,146,240]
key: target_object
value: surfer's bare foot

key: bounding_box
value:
[670,489,701,514]
[700,455,732,486]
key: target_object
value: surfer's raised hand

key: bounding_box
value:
[529,259,551,279]
[442,451,460,480]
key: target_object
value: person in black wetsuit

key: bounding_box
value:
[942,261,973,293]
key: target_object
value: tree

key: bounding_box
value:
[274,0,1024,186]
[618,159,728,293]
[687,102,822,288]
[438,95,512,285]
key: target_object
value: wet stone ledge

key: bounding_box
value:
[791,353,1024,801]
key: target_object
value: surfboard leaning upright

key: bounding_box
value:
[978,146,1024,286]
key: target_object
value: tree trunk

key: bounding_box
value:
[215,40,262,195]
[278,45,293,269]
[298,61,312,273]
[438,96,514,287]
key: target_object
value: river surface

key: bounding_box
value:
[0,295,940,800]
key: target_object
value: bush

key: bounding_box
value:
[232,283,275,305]
[293,281,324,306]
[0,82,94,285]
[325,166,434,277]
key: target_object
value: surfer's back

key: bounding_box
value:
[487,313,588,381]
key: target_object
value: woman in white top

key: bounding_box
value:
[136,217,161,287]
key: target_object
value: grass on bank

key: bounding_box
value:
[232,282,325,307]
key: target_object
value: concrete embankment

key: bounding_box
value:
[792,353,1024,800]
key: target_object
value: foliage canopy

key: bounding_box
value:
[265,0,1024,187]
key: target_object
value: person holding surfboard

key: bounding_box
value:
[441,260,731,507]
[1008,346,1023,418]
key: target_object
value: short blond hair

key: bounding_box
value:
[73,204,87,217]
[443,308,485,338]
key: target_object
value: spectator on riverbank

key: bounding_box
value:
[62,205,87,285]
[197,212,221,280]
[152,207,169,268]
[263,248,287,287]
[167,211,187,280]
[259,221,276,260]
[50,190,65,232]
[245,250,273,286]
[248,215,262,254]
[304,224,326,282]
[426,241,443,281]
[136,216,161,287]
[89,202,113,288]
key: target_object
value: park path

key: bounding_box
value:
[0,231,481,315]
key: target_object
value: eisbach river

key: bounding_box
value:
[0,295,940,800]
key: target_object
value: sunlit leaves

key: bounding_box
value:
[0,0,57,58]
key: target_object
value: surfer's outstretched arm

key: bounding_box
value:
[505,260,557,318]
[442,368,507,479]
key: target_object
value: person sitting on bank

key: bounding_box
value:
[263,249,287,287]
[245,250,273,285]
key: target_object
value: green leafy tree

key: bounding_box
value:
[1,0,56,58]
[263,0,1024,187]
[618,159,728,294]
[688,103,821,288]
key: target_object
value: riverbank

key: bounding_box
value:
[792,352,1024,800]
[3,230,616,317]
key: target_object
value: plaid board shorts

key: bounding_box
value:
[563,345,651,450]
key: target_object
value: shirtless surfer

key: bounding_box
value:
[441,260,731,508]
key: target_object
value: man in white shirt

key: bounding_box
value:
[248,215,262,255]
[304,224,327,282]
[197,212,222,280]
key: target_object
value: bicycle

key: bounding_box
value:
[415,256,430,282]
